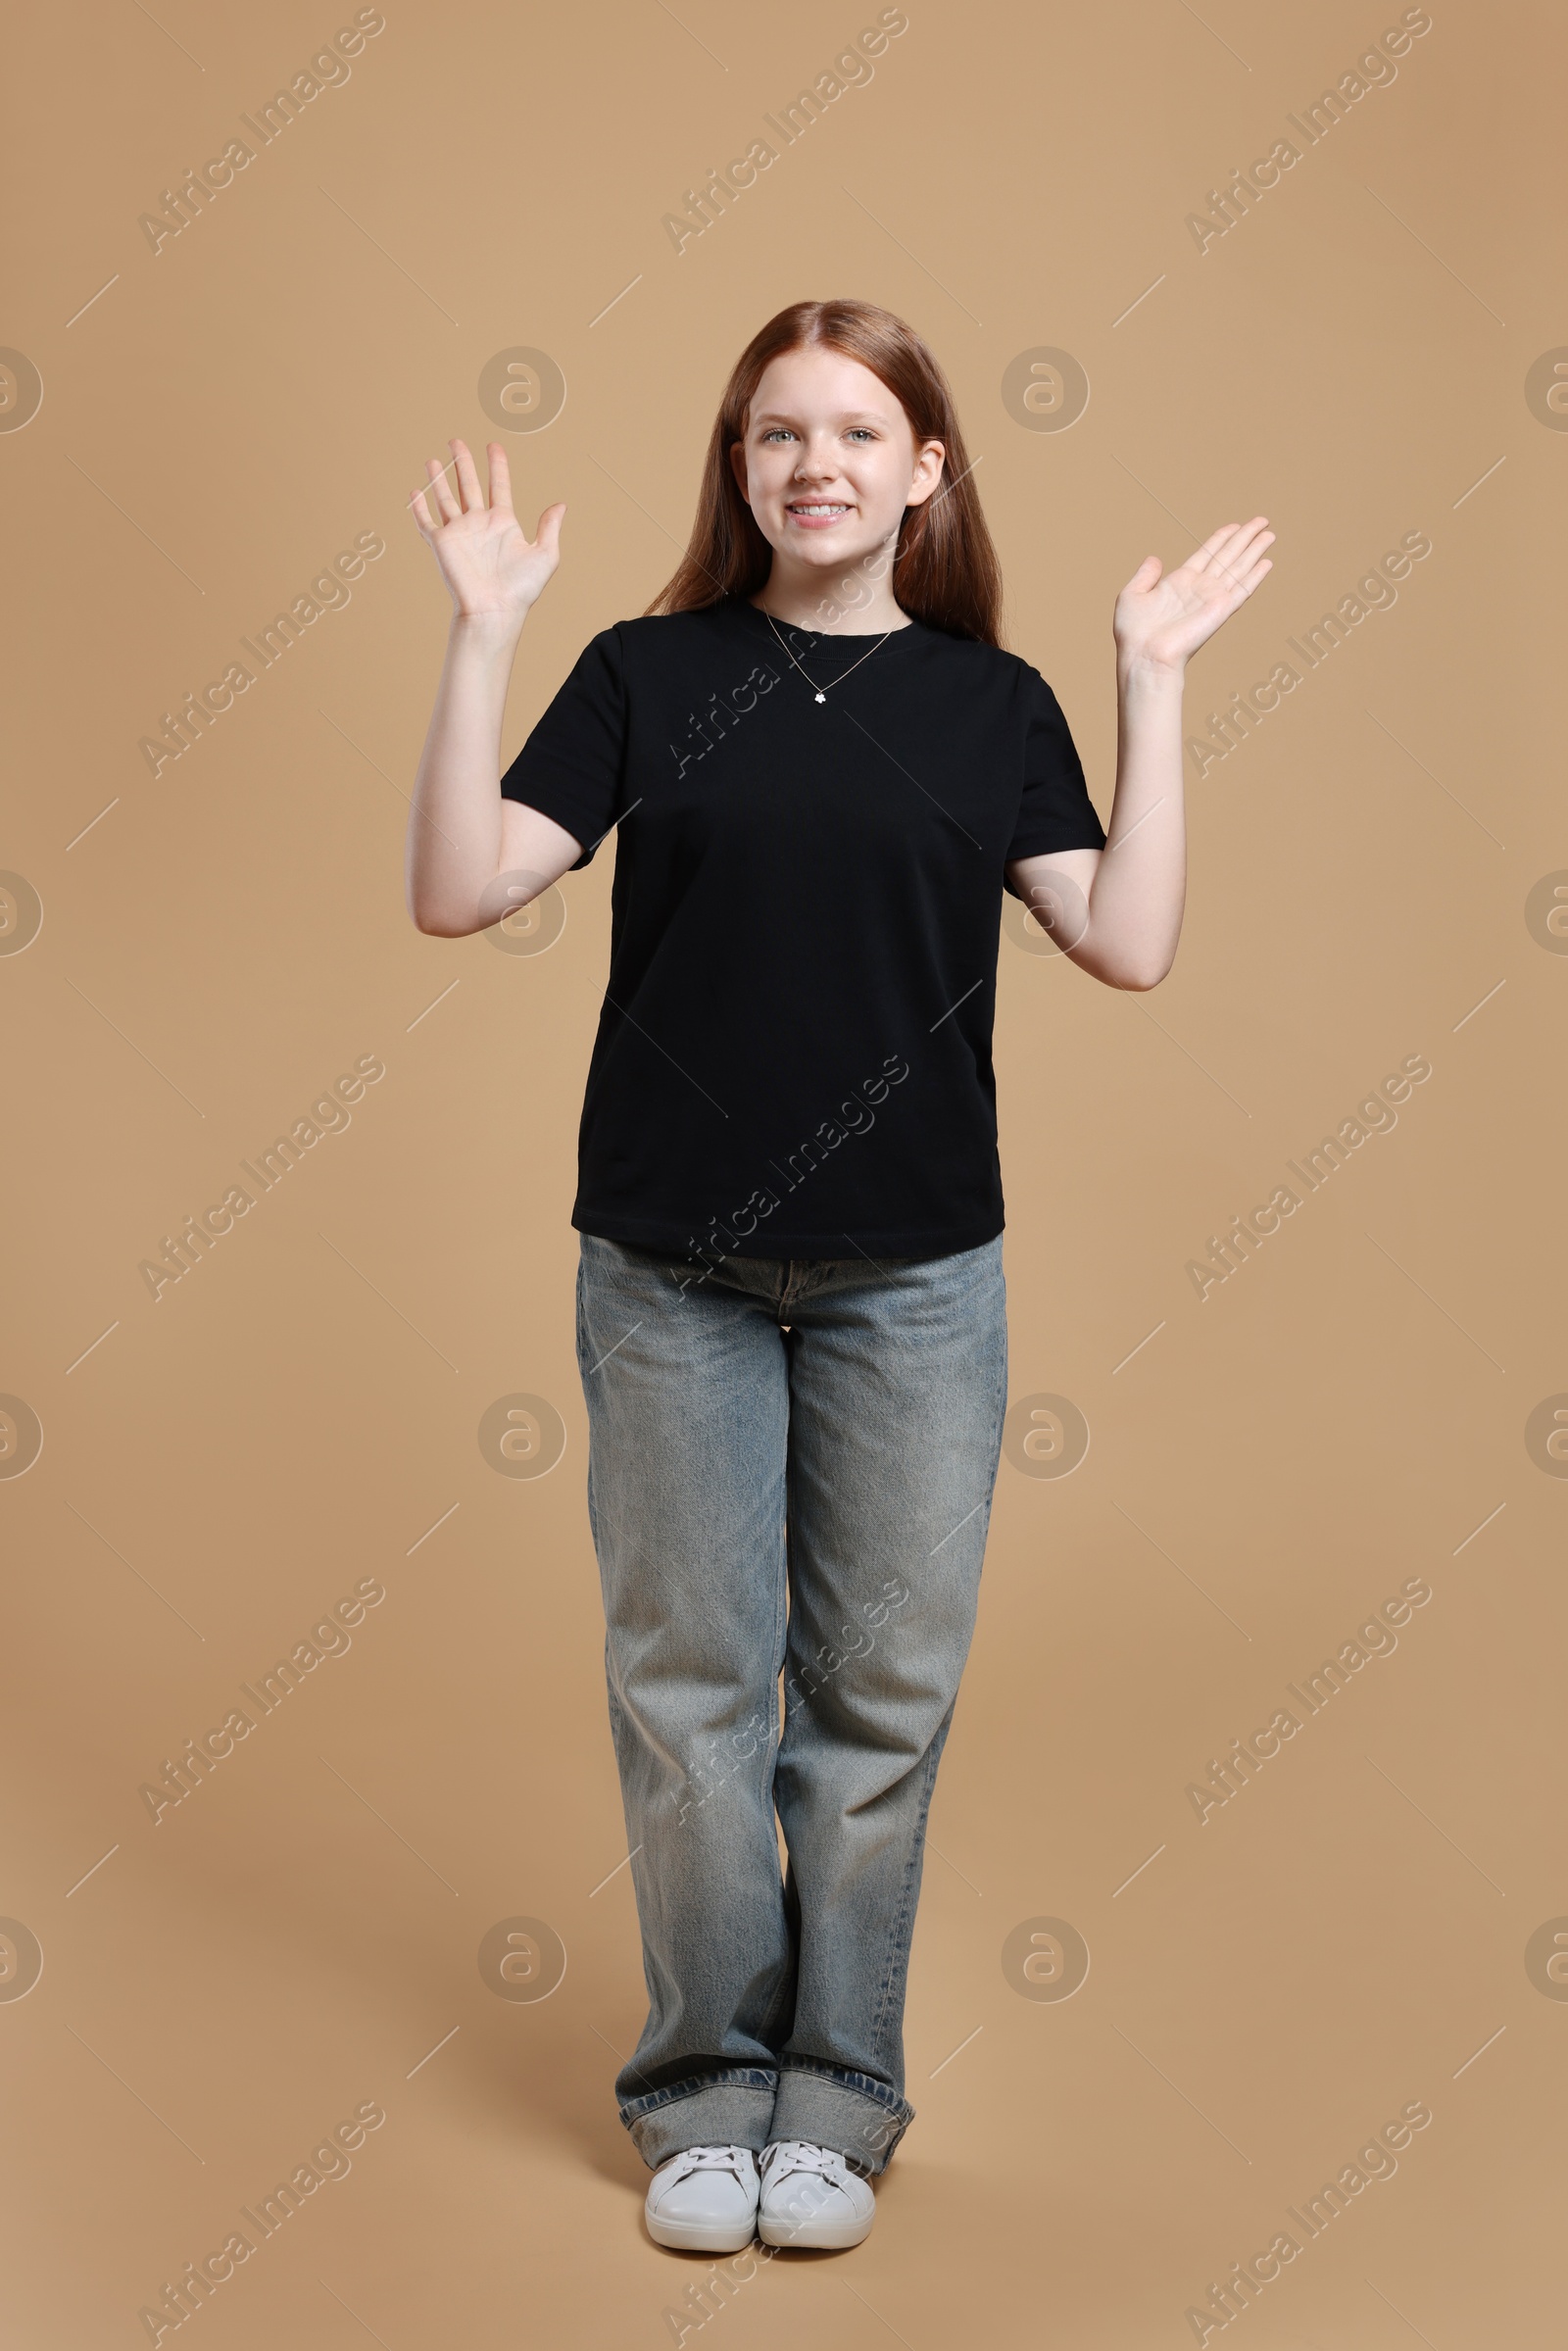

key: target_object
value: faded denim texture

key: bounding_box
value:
[574,1230,1007,2175]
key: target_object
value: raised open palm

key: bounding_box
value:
[1113,516,1274,672]
[410,437,565,623]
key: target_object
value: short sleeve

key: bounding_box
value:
[1004,666,1106,861]
[500,626,628,869]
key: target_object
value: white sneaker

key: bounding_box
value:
[758,2140,876,2249]
[644,2144,760,2251]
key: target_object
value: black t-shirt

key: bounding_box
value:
[501,594,1104,1265]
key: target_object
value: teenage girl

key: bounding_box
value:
[406,299,1271,2254]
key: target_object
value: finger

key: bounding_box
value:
[1213,527,1275,591]
[1182,523,1241,576]
[422,456,461,524]
[450,438,485,513]
[1214,555,1273,612]
[533,501,568,558]
[1221,517,1272,565]
[409,484,439,538]
[1120,554,1162,594]
[486,442,515,515]
[1206,516,1272,578]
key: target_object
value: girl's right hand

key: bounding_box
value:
[410,437,565,625]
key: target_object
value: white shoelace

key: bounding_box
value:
[761,2140,855,2193]
[659,2143,757,2189]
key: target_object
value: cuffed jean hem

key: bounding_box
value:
[621,2071,780,2171]
[769,2060,914,2178]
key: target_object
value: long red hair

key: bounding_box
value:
[644,299,1004,647]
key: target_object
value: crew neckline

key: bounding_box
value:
[729,594,924,647]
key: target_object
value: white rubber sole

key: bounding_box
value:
[758,2202,874,2251]
[645,2208,759,2253]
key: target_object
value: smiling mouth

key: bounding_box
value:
[786,501,852,521]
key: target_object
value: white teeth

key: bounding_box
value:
[790,504,847,515]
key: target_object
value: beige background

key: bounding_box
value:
[3,0,1564,2342]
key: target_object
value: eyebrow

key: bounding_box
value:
[749,410,889,427]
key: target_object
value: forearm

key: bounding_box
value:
[406,612,524,934]
[1016,516,1271,987]
[1079,658,1188,988]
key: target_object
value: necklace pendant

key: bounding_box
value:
[814,691,826,704]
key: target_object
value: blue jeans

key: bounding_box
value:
[574,1230,1007,2176]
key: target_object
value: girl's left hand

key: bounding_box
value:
[1113,516,1274,675]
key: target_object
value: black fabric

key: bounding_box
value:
[501,594,1104,1262]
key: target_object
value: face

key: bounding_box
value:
[727,345,945,580]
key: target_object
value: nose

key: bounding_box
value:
[792,436,839,482]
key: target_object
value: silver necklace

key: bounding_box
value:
[760,609,897,705]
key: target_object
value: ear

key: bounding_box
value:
[726,438,751,507]
[904,439,947,510]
